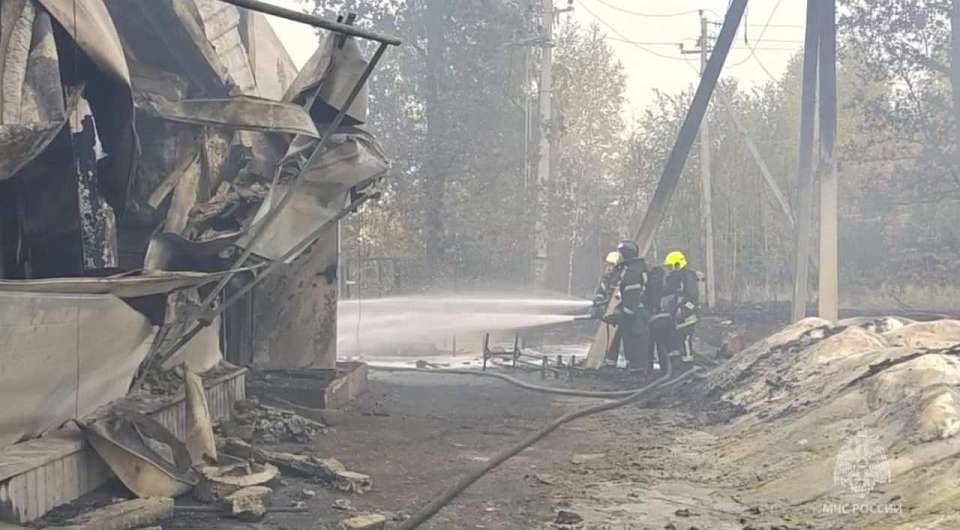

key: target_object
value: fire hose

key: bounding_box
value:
[367,364,667,399]
[366,363,700,530]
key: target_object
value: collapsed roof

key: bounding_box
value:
[0,0,390,452]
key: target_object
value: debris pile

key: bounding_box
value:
[219,438,373,494]
[64,369,371,527]
[698,317,960,528]
[216,397,326,444]
[53,498,174,530]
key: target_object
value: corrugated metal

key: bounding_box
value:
[0,369,244,523]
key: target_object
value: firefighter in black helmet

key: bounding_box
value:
[599,240,653,373]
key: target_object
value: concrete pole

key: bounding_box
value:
[698,12,717,308]
[791,0,821,322]
[534,0,553,288]
[817,0,839,322]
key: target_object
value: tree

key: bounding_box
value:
[548,21,627,294]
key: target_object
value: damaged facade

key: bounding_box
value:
[0,0,389,522]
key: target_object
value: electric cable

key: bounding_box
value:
[591,0,702,18]
[395,365,700,530]
[725,0,787,82]
[368,363,685,398]
[574,0,695,62]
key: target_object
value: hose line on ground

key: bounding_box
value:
[392,364,700,530]
[367,364,676,398]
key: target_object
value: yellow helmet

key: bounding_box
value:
[664,251,687,270]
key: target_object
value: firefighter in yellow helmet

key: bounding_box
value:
[663,251,699,362]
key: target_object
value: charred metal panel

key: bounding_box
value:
[74,115,118,270]
[251,224,338,369]
[0,292,153,450]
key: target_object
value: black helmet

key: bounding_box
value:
[617,240,639,260]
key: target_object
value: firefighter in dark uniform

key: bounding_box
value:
[598,241,652,373]
[663,251,699,362]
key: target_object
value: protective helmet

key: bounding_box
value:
[617,240,639,260]
[664,251,687,270]
[604,251,622,266]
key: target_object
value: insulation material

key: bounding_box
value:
[917,387,960,442]
[0,292,154,451]
[883,319,960,349]
[0,1,68,181]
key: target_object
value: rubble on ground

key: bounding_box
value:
[338,513,387,530]
[55,498,173,530]
[223,486,273,522]
[195,461,279,503]
[216,397,326,444]
[219,437,372,493]
[554,509,584,528]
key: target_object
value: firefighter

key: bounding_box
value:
[590,250,623,320]
[663,251,699,362]
[599,240,652,373]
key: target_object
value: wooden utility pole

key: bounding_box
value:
[791,0,820,323]
[534,0,554,288]
[817,0,838,322]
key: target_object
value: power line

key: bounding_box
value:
[602,39,683,48]
[578,0,797,83]
[725,0,786,82]
[604,35,798,52]
[575,0,692,62]
[591,0,702,18]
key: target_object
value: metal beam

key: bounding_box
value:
[216,0,402,45]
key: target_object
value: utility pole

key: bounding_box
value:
[682,10,717,308]
[792,0,821,322]
[534,0,554,289]
[817,0,838,322]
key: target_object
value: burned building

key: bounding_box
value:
[0,0,392,522]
